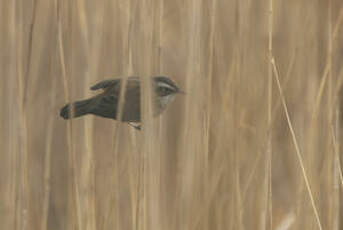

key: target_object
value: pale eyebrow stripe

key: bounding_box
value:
[157,81,175,90]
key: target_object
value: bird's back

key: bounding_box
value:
[89,78,142,122]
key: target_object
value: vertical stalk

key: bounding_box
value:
[8,1,18,229]
[233,1,243,229]
[204,0,217,229]
[266,0,273,229]
[40,78,56,230]
[57,0,82,229]
[327,1,339,229]
[15,1,30,229]
[272,59,323,230]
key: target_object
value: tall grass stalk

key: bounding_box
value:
[15,1,30,229]
[272,58,323,230]
[57,0,82,229]
[2,1,343,230]
[266,0,273,229]
[41,78,56,230]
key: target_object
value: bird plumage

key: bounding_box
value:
[60,76,183,126]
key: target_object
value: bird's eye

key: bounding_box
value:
[161,87,169,92]
[158,86,172,95]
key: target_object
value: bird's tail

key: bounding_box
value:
[60,98,93,119]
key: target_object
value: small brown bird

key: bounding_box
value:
[60,76,184,129]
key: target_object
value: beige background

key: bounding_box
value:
[1,0,343,229]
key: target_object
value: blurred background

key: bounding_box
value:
[1,0,343,229]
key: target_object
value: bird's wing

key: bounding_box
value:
[90,77,139,91]
[90,79,121,91]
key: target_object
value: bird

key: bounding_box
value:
[60,76,184,129]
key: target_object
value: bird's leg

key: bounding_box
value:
[128,122,141,130]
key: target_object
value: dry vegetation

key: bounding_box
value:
[1,0,343,229]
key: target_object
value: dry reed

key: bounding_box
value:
[1,1,343,230]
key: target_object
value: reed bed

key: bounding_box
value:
[1,0,343,229]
